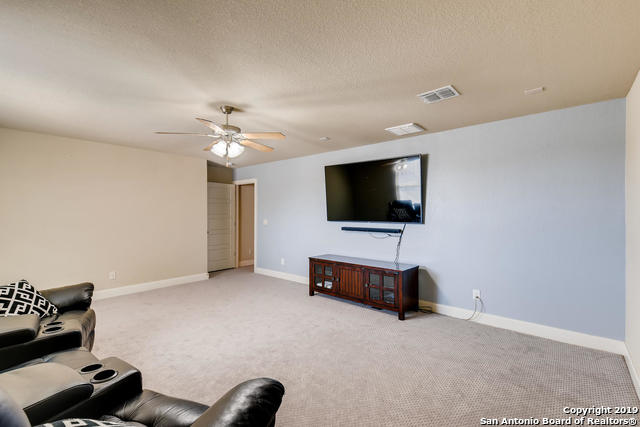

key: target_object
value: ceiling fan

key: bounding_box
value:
[155,105,285,167]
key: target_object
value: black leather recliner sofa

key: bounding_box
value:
[0,282,96,372]
[0,282,285,426]
[0,349,285,426]
[0,378,284,426]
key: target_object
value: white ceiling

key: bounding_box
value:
[1,0,640,167]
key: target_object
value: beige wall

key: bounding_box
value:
[238,184,254,265]
[0,128,207,291]
[627,70,640,385]
[207,163,233,184]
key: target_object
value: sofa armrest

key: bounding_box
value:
[40,283,94,313]
[0,315,40,348]
[192,378,284,427]
[105,378,284,427]
[0,363,93,425]
[105,389,208,427]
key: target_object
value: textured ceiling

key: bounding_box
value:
[1,0,640,167]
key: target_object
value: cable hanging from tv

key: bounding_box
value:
[394,224,407,264]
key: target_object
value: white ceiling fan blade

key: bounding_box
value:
[239,139,274,152]
[195,118,225,134]
[203,138,222,151]
[155,132,219,137]
[240,132,285,140]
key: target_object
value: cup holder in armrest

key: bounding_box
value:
[45,320,64,327]
[79,363,103,374]
[42,325,64,334]
[91,369,118,384]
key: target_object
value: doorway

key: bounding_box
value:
[207,182,236,272]
[235,183,255,269]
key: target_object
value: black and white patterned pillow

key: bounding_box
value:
[37,419,129,427]
[0,280,58,318]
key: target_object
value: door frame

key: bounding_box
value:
[233,178,257,268]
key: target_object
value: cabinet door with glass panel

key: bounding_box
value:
[364,269,398,307]
[312,262,337,292]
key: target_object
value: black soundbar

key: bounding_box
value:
[341,226,403,234]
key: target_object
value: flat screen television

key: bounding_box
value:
[325,154,423,223]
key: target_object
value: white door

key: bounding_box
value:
[207,182,236,272]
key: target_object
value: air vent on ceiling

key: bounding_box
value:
[417,85,460,104]
[384,123,425,136]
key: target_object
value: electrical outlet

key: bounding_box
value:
[472,289,480,299]
[109,271,116,280]
[280,258,285,265]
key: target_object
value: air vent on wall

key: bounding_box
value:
[384,123,425,136]
[417,85,460,104]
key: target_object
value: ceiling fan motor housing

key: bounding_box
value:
[222,124,241,135]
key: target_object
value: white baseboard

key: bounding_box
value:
[93,273,209,300]
[420,300,626,354]
[624,346,640,399]
[251,268,625,354]
[238,260,254,267]
[254,267,307,284]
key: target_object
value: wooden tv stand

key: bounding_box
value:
[308,254,419,320]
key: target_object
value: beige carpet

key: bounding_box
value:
[92,268,639,426]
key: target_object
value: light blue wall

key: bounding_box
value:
[235,99,626,340]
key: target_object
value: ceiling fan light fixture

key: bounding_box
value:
[227,141,245,158]
[210,141,228,157]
